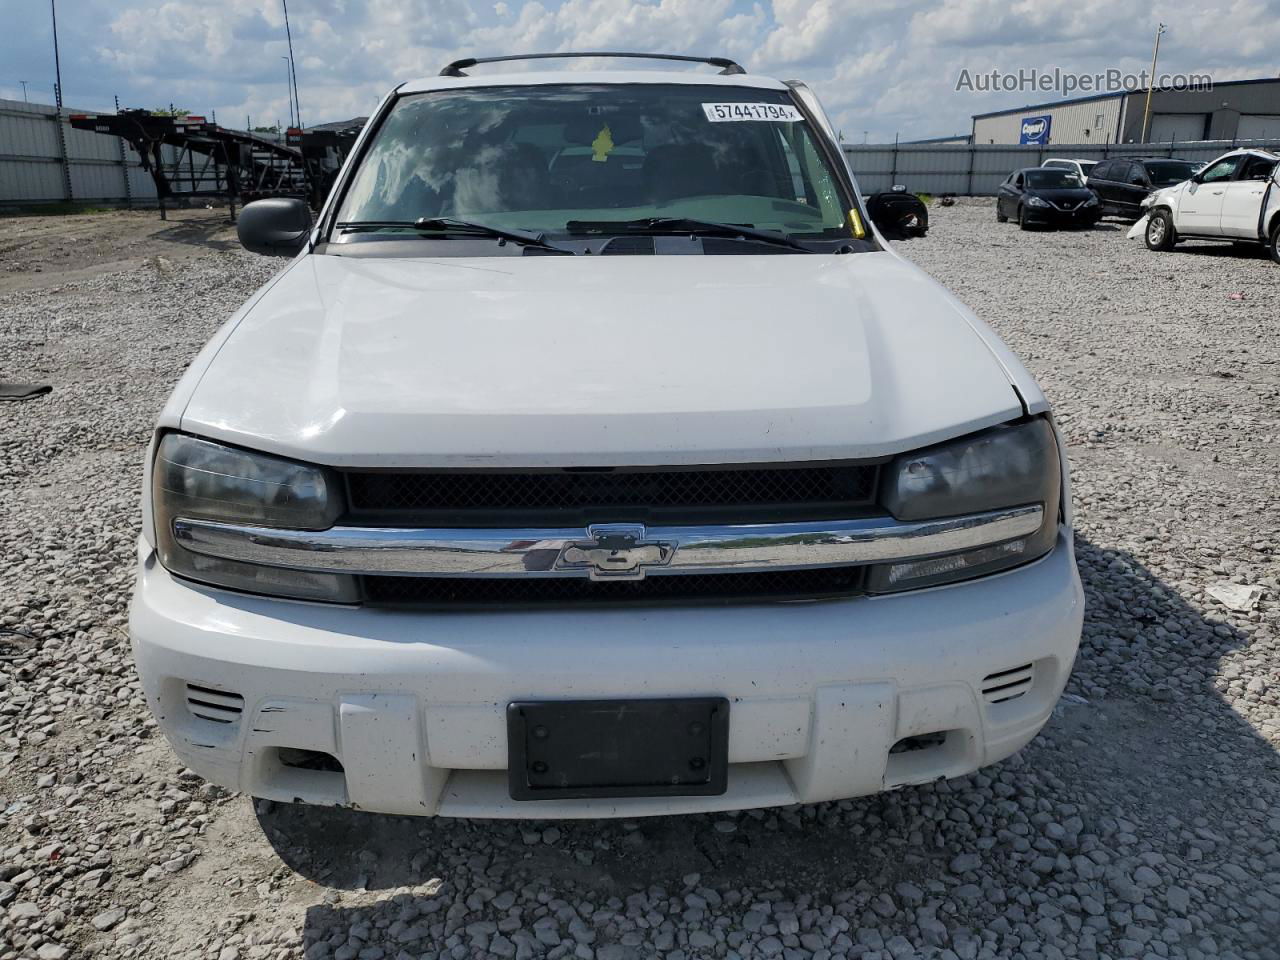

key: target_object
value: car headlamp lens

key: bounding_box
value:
[869,418,1061,592]
[152,433,355,602]
[1084,195,1098,206]
[1027,196,1050,208]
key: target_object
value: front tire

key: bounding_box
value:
[1018,206,1030,230]
[1268,221,1280,265]
[996,205,1008,223]
[1145,210,1176,251]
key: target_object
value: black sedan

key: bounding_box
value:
[996,167,1101,229]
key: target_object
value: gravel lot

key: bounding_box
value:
[1,203,1278,960]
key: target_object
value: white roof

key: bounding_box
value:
[398,69,788,95]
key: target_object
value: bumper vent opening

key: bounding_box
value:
[277,748,344,773]
[185,683,245,725]
[981,664,1035,705]
[362,566,866,608]
[889,730,949,754]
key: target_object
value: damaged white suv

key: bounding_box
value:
[130,53,1083,818]
[1140,148,1280,262]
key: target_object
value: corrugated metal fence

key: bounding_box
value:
[0,98,191,207]
[844,139,1280,196]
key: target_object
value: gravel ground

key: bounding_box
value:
[1,204,1278,960]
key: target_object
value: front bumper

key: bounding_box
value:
[130,531,1083,818]
[1023,204,1100,226]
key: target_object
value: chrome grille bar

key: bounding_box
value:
[172,505,1043,579]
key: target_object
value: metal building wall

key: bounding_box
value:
[0,98,174,206]
[843,139,1280,196]
[972,95,1124,145]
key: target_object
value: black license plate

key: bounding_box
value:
[507,698,729,800]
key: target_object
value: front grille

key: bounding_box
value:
[344,462,879,526]
[362,566,865,608]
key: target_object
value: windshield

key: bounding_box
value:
[1025,169,1082,189]
[334,84,851,244]
[1144,160,1199,186]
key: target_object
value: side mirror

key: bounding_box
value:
[236,197,312,257]
[866,190,929,241]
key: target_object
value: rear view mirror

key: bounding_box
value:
[866,190,929,241]
[236,198,312,257]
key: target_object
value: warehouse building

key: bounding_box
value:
[972,77,1280,145]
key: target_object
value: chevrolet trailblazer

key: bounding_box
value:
[130,53,1083,817]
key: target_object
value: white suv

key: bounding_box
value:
[1141,148,1280,262]
[1041,158,1097,182]
[130,53,1083,818]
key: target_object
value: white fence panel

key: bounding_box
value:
[0,98,189,207]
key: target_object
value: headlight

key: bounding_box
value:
[868,418,1061,592]
[1026,196,1050,208]
[152,433,356,602]
[1084,195,1098,206]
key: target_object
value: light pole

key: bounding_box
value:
[19,80,29,102]
[1140,23,1167,143]
[282,57,295,128]
[282,0,301,128]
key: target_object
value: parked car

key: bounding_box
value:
[130,52,1083,819]
[1086,157,1202,220]
[1139,149,1280,262]
[1041,158,1098,182]
[996,167,1100,229]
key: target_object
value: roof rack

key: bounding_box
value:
[439,52,746,78]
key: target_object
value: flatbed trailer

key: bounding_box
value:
[68,110,307,219]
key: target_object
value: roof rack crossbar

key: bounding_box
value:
[439,52,746,77]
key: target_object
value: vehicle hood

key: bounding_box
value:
[178,252,1026,467]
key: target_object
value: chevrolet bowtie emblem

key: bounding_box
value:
[555,524,677,581]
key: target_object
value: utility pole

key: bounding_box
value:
[282,0,302,128]
[19,80,29,102]
[50,0,72,201]
[1140,23,1166,143]
[50,0,63,108]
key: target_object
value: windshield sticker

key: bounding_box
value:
[702,102,803,123]
[591,123,615,162]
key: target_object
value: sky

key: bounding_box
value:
[3,0,1279,141]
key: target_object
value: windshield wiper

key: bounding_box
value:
[335,218,574,254]
[564,217,813,252]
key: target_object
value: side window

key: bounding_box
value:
[1240,156,1277,181]
[1014,173,1024,189]
[1092,161,1112,181]
[1199,157,1241,184]
[1126,163,1148,185]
